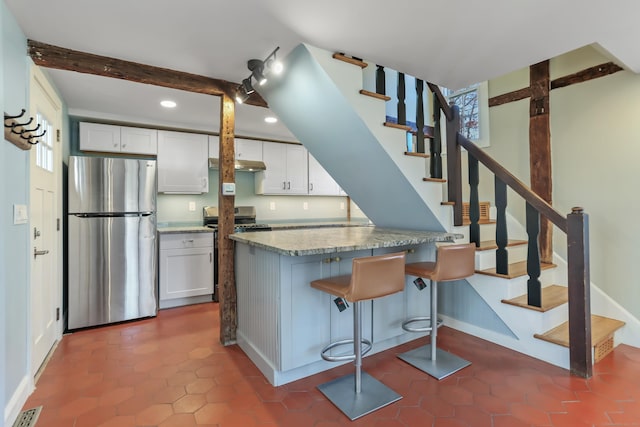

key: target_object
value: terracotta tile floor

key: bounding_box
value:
[23,302,640,427]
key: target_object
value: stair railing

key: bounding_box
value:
[435,95,593,379]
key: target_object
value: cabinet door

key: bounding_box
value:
[281,254,332,370]
[236,138,262,161]
[257,141,288,194]
[285,144,308,194]
[208,135,219,158]
[121,127,157,155]
[159,247,214,300]
[157,130,209,193]
[79,122,121,152]
[308,154,341,196]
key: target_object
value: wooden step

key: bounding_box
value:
[462,218,496,225]
[475,239,527,251]
[383,122,411,131]
[404,152,429,158]
[534,315,625,362]
[359,89,390,101]
[501,284,568,312]
[441,201,455,206]
[332,53,367,68]
[476,260,556,279]
[423,177,446,183]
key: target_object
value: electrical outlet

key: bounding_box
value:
[270,202,276,211]
[188,201,196,211]
[303,202,308,210]
[340,202,345,210]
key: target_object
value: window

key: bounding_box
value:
[442,82,490,147]
[35,112,54,172]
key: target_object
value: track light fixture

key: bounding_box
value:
[234,46,283,104]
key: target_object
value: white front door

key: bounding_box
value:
[29,65,62,376]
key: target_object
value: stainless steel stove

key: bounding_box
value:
[203,206,271,301]
[203,206,271,232]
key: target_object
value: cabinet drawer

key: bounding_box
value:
[160,232,213,249]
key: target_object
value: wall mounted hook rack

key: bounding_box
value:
[4,109,46,150]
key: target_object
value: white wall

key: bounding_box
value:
[2,4,30,425]
[485,45,640,321]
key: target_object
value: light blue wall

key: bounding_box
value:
[2,4,30,425]
[0,5,6,425]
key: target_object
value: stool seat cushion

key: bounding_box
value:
[311,252,406,302]
[311,274,352,298]
[405,261,437,279]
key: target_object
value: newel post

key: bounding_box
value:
[447,104,463,226]
[567,206,592,378]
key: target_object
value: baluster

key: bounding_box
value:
[431,94,442,178]
[468,154,480,247]
[415,79,425,154]
[447,105,462,225]
[376,65,386,96]
[526,202,542,307]
[397,72,406,125]
[495,177,508,275]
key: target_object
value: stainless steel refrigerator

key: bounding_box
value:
[67,155,157,329]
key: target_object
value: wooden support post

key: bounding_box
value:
[529,60,553,264]
[567,207,592,378]
[218,94,237,345]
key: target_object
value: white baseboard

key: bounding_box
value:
[4,374,33,427]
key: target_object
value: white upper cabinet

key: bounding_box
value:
[308,154,343,196]
[157,130,209,194]
[80,122,157,155]
[208,135,262,161]
[256,142,308,195]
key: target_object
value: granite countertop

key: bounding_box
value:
[229,226,462,256]
[267,220,372,230]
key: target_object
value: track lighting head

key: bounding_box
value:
[235,47,281,103]
[248,59,267,85]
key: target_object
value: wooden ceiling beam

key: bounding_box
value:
[27,39,268,108]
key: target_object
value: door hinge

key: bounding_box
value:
[57,218,60,231]
[56,129,60,142]
[56,307,60,321]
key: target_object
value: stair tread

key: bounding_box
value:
[332,53,367,68]
[404,152,430,158]
[441,201,455,206]
[476,239,528,251]
[423,177,447,183]
[477,260,556,279]
[462,218,495,225]
[383,121,412,131]
[501,285,568,312]
[534,315,625,347]
[359,89,390,101]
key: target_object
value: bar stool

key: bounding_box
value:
[398,243,475,380]
[311,251,406,420]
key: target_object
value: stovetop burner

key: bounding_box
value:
[203,206,271,232]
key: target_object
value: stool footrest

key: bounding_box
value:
[320,338,372,362]
[402,316,443,333]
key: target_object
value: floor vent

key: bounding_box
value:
[13,406,42,427]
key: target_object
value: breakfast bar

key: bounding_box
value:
[230,226,461,386]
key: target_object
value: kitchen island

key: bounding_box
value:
[230,227,461,386]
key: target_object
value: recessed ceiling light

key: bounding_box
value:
[160,100,177,108]
[264,116,278,124]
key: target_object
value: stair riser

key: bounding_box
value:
[475,245,528,270]
[474,268,559,299]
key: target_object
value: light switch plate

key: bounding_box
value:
[14,204,28,225]
[222,182,236,195]
[188,201,196,211]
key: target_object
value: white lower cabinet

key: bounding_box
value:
[159,232,214,309]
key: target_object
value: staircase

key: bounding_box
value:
[258,43,633,376]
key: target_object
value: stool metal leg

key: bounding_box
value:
[398,280,471,380]
[317,301,402,420]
